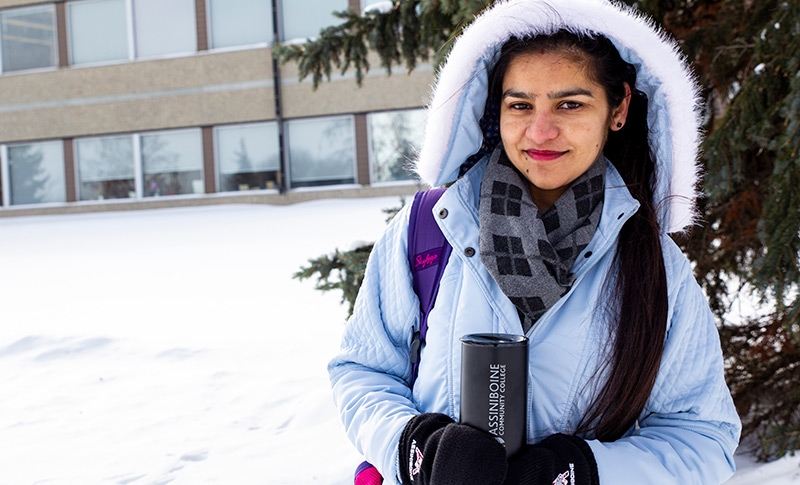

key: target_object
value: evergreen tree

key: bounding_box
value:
[286,0,800,458]
[664,0,800,460]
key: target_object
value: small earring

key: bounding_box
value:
[616,122,623,128]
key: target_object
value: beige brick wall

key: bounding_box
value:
[0,49,277,143]
[280,58,435,118]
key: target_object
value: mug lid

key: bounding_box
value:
[460,333,528,346]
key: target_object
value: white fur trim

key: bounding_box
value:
[413,0,702,233]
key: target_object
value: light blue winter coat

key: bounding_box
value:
[329,0,741,483]
[329,157,740,484]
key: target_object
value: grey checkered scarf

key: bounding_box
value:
[479,148,606,333]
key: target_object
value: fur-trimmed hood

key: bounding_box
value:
[414,0,701,234]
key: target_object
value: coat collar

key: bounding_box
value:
[441,154,639,254]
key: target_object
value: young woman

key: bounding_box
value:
[329,1,741,484]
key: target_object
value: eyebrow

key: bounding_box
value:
[502,87,595,100]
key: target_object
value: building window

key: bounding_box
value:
[208,0,272,49]
[216,122,281,192]
[286,116,355,188]
[0,5,58,73]
[141,129,203,197]
[68,0,196,65]
[132,0,196,58]
[68,0,128,65]
[367,109,425,184]
[5,141,66,205]
[75,135,135,201]
[280,0,347,41]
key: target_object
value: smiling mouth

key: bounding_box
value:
[525,149,566,161]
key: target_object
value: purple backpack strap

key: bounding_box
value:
[353,188,452,485]
[407,187,453,386]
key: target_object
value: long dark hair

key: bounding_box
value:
[489,31,669,442]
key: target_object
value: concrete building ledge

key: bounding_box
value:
[0,184,424,218]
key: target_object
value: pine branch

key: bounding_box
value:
[275,0,495,89]
[293,246,374,317]
[293,199,406,317]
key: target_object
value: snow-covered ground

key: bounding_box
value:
[1,198,798,484]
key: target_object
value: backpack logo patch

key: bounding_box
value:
[414,247,443,271]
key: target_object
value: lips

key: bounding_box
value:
[525,149,566,161]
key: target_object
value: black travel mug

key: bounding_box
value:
[460,333,528,457]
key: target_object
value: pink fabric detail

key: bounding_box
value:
[354,465,383,485]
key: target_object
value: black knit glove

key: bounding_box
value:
[398,413,507,485]
[504,434,599,485]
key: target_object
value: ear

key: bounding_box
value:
[610,82,632,131]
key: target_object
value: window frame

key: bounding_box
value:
[66,0,198,67]
[366,108,425,186]
[66,0,133,67]
[1,139,68,207]
[205,0,273,52]
[285,114,358,190]
[139,127,205,198]
[0,3,59,75]
[213,121,282,194]
[73,133,137,202]
[278,0,348,43]
[73,128,208,203]
[131,0,197,60]
[0,144,8,206]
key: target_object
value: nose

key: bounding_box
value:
[526,111,559,144]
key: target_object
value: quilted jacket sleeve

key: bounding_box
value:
[586,238,741,484]
[328,203,420,482]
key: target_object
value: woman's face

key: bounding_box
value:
[499,50,629,209]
